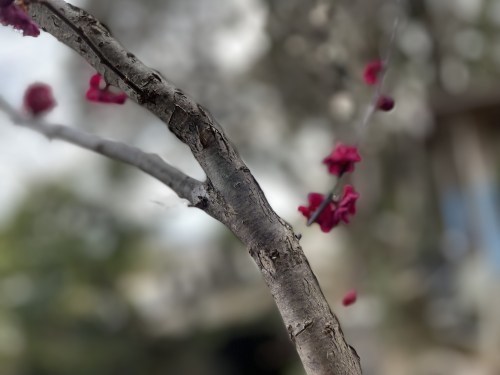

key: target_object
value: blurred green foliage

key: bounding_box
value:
[0,186,297,375]
[0,185,148,374]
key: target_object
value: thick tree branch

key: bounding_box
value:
[0,97,202,202]
[23,1,363,374]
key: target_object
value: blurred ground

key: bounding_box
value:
[1,0,500,374]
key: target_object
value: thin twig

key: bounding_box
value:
[0,96,202,202]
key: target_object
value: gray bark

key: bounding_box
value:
[25,1,362,373]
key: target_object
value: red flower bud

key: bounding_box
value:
[342,289,357,306]
[23,83,56,116]
[363,60,383,85]
[376,95,395,112]
[89,73,102,89]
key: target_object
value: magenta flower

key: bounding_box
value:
[323,143,361,177]
[298,185,360,232]
[298,193,338,233]
[24,83,56,116]
[342,289,357,307]
[0,3,40,37]
[363,59,383,85]
[86,73,127,104]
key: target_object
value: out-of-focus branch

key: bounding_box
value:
[0,97,202,202]
[308,12,400,228]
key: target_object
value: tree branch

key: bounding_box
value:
[22,1,363,373]
[0,97,202,202]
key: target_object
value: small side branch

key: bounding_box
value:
[0,97,202,202]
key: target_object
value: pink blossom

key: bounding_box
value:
[298,185,359,232]
[363,60,383,85]
[86,74,127,105]
[376,95,395,112]
[298,193,338,233]
[342,289,357,306]
[23,83,56,116]
[323,143,361,177]
[0,3,40,37]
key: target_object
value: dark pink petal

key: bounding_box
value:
[102,91,127,104]
[363,60,383,85]
[298,193,338,233]
[89,73,102,89]
[24,83,56,116]
[334,185,359,224]
[307,193,324,208]
[298,192,324,218]
[376,95,395,112]
[0,4,40,37]
[323,143,361,177]
[86,87,101,101]
[342,289,357,306]
[85,74,127,105]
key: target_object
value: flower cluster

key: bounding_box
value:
[298,185,359,233]
[299,58,396,233]
[0,1,40,37]
[86,73,127,104]
[298,141,361,232]
[23,83,56,116]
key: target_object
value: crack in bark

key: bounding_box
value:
[289,319,315,343]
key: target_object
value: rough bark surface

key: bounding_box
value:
[25,1,362,373]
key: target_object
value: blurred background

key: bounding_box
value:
[1,0,500,374]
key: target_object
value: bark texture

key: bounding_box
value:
[25,1,362,373]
